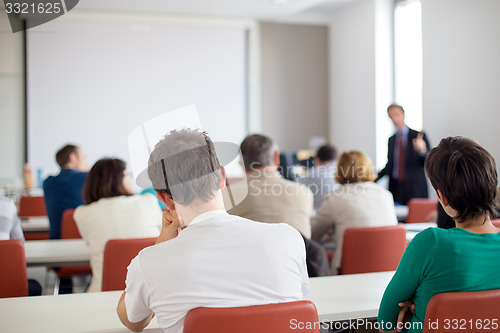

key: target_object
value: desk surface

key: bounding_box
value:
[0,271,395,333]
[25,239,90,267]
[23,224,436,267]
[21,216,50,232]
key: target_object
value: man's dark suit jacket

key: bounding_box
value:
[378,127,430,205]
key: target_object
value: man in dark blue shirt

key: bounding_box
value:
[43,144,88,239]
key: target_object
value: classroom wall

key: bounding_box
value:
[422,0,500,176]
[260,22,329,151]
[0,13,24,185]
[328,0,377,162]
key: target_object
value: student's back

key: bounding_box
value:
[126,212,308,333]
[44,169,87,239]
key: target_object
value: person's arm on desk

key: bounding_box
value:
[117,208,182,331]
[117,292,154,332]
[377,229,435,332]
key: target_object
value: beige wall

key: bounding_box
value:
[260,22,329,151]
[0,13,24,185]
[328,0,377,162]
[422,0,500,176]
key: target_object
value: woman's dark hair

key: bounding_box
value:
[82,158,131,204]
[425,137,498,224]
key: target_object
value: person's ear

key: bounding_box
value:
[219,166,227,190]
[436,189,449,207]
[274,150,280,167]
[156,191,175,211]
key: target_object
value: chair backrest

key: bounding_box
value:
[183,300,319,333]
[18,195,47,218]
[340,225,407,275]
[406,198,438,223]
[422,289,500,333]
[61,209,81,239]
[0,240,29,298]
[101,237,156,291]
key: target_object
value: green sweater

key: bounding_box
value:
[378,227,500,333]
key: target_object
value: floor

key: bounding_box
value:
[27,267,91,295]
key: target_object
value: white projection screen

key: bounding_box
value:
[27,14,247,187]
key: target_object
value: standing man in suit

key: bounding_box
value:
[378,104,430,205]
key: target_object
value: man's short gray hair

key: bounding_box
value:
[240,134,277,172]
[147,129,221,205]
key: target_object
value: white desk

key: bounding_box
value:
[305,271,394,322]
[0,271,395,333]
[25,239,90,267]
[395,205,409,222]
[404,222,437,242]
[21,216,50,233]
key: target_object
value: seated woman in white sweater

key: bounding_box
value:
[74,158,161,292]
[311,150,397,274]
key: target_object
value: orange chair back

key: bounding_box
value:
[422,289,500,333]
[56,209,91,278]
[18,195,47,218]
[183,300,319,333]
[101,238,156,291]
[0,240,29,298]
[340,225,407,275]
[406,198,438,223]
[61,209,81,239]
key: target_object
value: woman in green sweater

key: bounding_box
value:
[378,137,500,333]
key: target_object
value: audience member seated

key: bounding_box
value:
[311,150,397,274]
[74,158,161,292]
[0,197,42,296]
[43,144,88,239]
[117,129,309,333]
[226,134,314,238]
[298,144,339,210]
[378,137,500,333]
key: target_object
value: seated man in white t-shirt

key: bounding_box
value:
[117,129,310,333]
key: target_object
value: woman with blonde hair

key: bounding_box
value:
[311,150,397,274]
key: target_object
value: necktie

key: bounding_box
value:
[398,133,405,182]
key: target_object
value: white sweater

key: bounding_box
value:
[74,194,161,292]
[311,182,398,273]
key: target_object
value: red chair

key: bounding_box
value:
[52,209,91,294]
[406,198,438,223]
[18,195,47,218]
[340,225,407,275]
[61,209,82,239]
[422,289,500,333]
[101,238,156,291]
[183,300,319,333]
[18,195,49,240]
[0,240,29,298]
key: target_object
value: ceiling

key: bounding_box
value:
[73,0,360,24]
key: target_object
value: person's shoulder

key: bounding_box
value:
[228,214,299,234]
[409,227,439,249]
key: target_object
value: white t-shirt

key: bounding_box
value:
[74,194,161,292]
[125,210,309,333]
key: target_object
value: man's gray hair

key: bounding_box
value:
[240,134,278,172]
[147,129,221,205]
